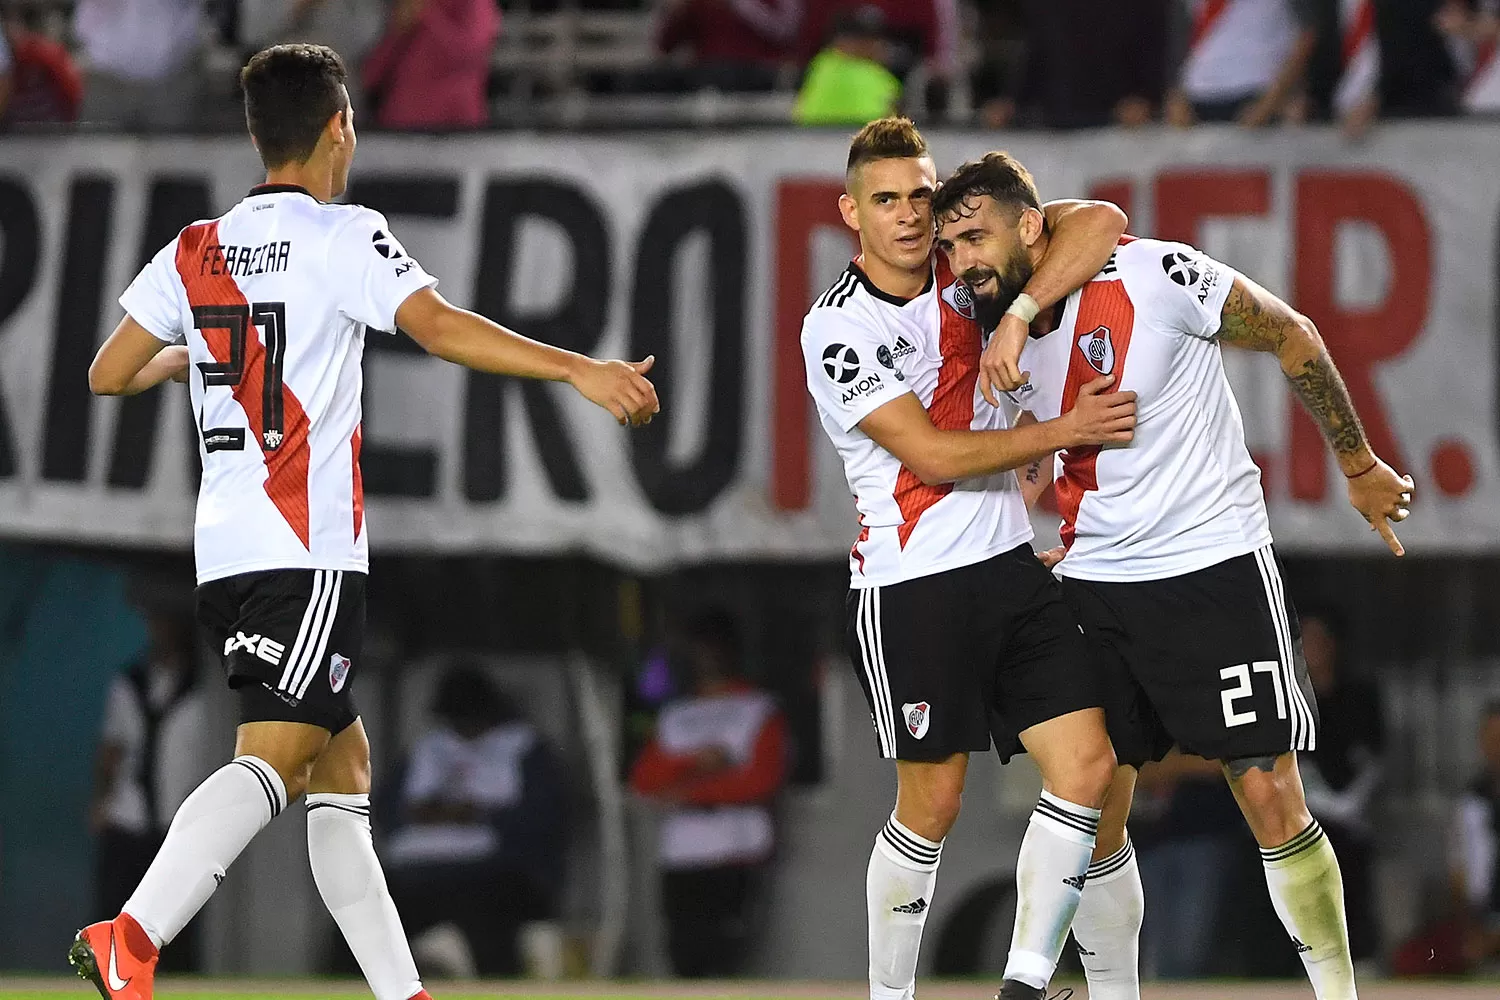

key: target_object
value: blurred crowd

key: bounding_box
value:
[0,0,1497,131]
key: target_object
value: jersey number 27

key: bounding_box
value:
[192,302,287,453]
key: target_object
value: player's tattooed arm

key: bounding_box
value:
[1013,411,1055,509]
[1218,275,1415,556]
[1216,276,1370,472]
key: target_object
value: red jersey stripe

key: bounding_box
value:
[893,258,980,549]
[1055,281,1135,550]
[175,221,313,549]
[1341,0,1375,68]
[1190,0,1231,50]
[351,424,365,541]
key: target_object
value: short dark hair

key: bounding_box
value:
[846,116,929,179]
[932,151,1042,227]
[240,44,349,169]
[432,661,519,727]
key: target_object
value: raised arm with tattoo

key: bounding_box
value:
[1217,275,1415,555]
[978,199,1128,402]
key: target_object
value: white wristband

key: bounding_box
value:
[1006,292,1041,324]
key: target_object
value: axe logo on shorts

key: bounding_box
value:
[903,701,931,739]
[329,653,351,693]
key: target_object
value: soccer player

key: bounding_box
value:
[73,44,657,1000]
[933,152,1413,1000]
[800,117,1139,1000]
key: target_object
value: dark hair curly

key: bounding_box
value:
[931,151,1043,227]
[240,44,349,169]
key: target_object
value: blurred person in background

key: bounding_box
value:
[381,663,569,976]
[1297,608,1384,965]
[71,0,206,128]
[1003,0,1168,128]
[237,0,386,107]
[362,0,500,129]
[1165,0,1317,127]
[89,597,209,972]
[0,10,83,126]
[630,608,789,977]
[793,5,901,125]
[653,0,801,92]
[800,0,958,83]
[1449,700,1500,971]
[1132,753,1245,978]
[1284,0,1382,138]
[1436,0,1500,113]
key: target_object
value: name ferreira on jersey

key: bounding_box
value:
[199,240,292,278]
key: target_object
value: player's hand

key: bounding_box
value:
[1345,457,1413,556]
[571,355,660,427]
[979,313,1031,404]
[1035,545,1065,570]
[1061,374,1135,447]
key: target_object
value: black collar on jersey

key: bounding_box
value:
[249,183,315,198]
[849,261,934,307]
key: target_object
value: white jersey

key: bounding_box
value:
[1007,237,1272,583]
[1180,0,1300,102]
[120,184,438,584]
[802,256,1032,588]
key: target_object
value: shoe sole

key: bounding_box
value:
[67,931,111,1000]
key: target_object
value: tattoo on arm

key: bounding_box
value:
[1024,459,1042,484]
[1218,278,1368,461]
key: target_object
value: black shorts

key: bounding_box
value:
[844,543,1101,763]
[1060,544,1320,767]
[196,569,365,734]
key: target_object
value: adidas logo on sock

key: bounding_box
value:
[1291,935,1312,954]
[1063,873,1087,891]
[892,897,928,914]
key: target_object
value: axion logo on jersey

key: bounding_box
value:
[902,701,931,739]
[840,371,885,404]
[822,343,861,383]
[1162,252,1200,287]
[371,230,405,260]
[891,335,917,359]
[224,632,286,666]
[1078,325,1116,375]
[941,281,977,319]
[329,653,351,693]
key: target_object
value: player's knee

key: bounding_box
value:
[898,773,965,840]
[1049,740,1117,809]
[1227,754,1307,840]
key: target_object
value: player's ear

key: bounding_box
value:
[327,108,347,147]
[838,192,861,233]
[1018,205,1045,248]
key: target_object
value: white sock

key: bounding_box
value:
[1261,820,1357,1000]
[122,755,286,947]
[867,814,943,1000]
[1072,837,1142,1000]
[1004,791,1099,989]
[307,793,422,1000]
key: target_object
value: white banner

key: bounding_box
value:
[0,124,1494,565]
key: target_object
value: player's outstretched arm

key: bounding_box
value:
[1217,275,1414,555]
[858,375,1134,486]
[88,317,189,396]
[977,199,1129,403]
[397,287,659,427]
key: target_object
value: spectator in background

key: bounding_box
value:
[0,13,83,126]
[1436,0,1500,113]
[1290,0,1383,138]
[793,5,900,125]
[801,0,958,81]
[654,0,800,92]
[362,0,500,129]
[1449,700,1500,970]
[1165,0,1317,127]
[71,0,205,128]
[1133,752,1246,978]
[1375,0,1460,116]
[1297,609,1384,963]
[630,609,789,977]
[1002,0,1169,128]
[89,600,208,971]
[382,663,568,976]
